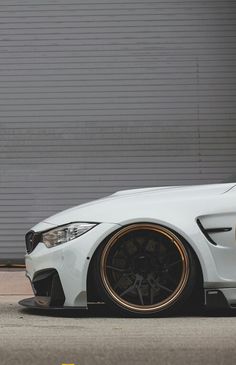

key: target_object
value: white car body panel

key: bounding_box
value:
[24,182,236,309]
[26,223,120,307]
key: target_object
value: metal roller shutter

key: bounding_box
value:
[0,0,236,260]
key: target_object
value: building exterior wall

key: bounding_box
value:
[0,0,236,260]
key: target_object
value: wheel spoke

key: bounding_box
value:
[132,239,142,253]
[113,273,133,290]
[106,265,129,273]
[132,235,146,254]
[155,282,173,294]
[119,283,135,297]
[166,260,182,269]
[119,274,143,297]
[147,276,173,294]
[149,286,154,305]
[137,287,144,305]
[122,243,133,259]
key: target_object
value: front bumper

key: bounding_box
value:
[22,222,120,308]
[19,268,88,310]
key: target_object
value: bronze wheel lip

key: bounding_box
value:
[100,223,190,313]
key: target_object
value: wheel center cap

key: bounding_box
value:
[135,255,150,274]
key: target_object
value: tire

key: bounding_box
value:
[93,223,198,317]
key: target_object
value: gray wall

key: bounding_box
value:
[0,0,236,261]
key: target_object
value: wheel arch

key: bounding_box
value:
[86,221,204,304]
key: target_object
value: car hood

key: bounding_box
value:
[33,182,235,231]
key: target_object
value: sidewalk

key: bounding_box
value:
[0,269,33,295]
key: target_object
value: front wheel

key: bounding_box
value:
[93,223,198,316]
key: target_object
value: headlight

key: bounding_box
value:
[41,222,97,248]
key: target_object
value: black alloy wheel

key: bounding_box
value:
[94,224,197,316]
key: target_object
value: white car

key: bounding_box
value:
[20,182,236,316]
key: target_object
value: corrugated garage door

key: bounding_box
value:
[0,0,236,261]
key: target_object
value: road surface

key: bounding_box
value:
[1,296,236,365]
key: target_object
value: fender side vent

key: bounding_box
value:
[197,219,217,246]
[205,227,232,234]
[197,219,232,246]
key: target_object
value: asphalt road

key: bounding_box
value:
[1,296,236,365]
